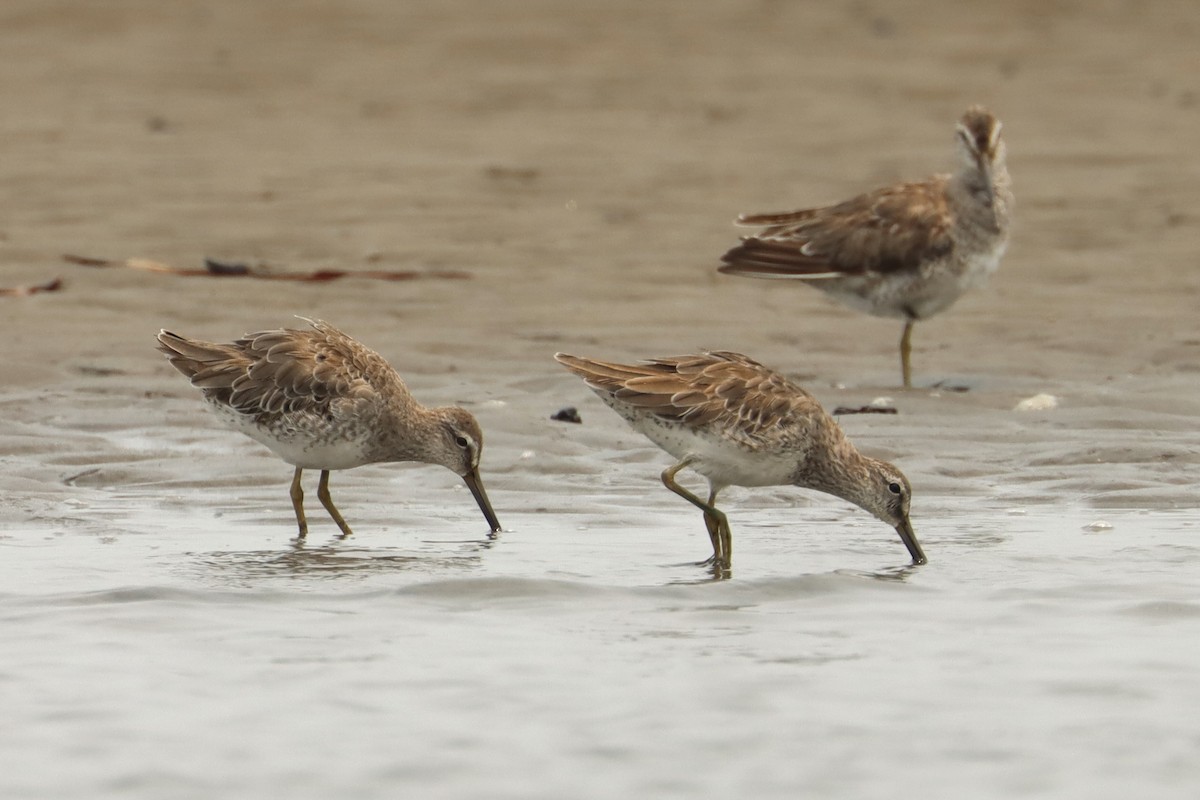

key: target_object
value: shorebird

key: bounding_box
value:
[719,105,1013,388]
[156,319,501,538]
[555,350,925,570]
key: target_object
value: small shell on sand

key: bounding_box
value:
[1014,393,1059,412]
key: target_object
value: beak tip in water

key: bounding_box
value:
[896,518,927,566]
[463,470,502,535]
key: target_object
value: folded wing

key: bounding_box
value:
[720,179,955,279]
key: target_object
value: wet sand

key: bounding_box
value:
[3,1,1198,533]
[2,2,1200,798]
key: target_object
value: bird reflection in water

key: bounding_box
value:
[189,531,497,585]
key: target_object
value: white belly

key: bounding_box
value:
[252,433,372,471]
[824,237,1008,320]
[210,404,372,470]
[616,408,797,489]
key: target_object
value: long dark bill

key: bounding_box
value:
[463,468,502,533]
[895,516,927,565]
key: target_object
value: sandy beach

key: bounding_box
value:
[3,1,1198,532]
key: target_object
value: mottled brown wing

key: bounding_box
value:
[556,351,818,437]
[158,320,403,416]
[719,179,954,278]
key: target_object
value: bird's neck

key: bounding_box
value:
[797,430,878,517]
[948,157,1012,236]
[368,404,441,465]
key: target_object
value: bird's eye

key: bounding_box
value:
[454,436,470,449]
[888,482,902,495]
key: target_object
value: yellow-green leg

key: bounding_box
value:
[290,466,308,538]
[317,469,354,537]
[661,460,731,569]
[900,319,915,389]
[701,501,721,561]
[709,486,731,566]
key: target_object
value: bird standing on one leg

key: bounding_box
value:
[156,319,501,538]
[719,105,1013,388]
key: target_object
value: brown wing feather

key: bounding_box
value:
[555,351,819,437]
[720,178,954,278]
[156,331,250,388]
[157,320,406,416]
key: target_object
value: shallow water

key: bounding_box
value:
[4,487,1199,799]
[5,373,1200,800]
